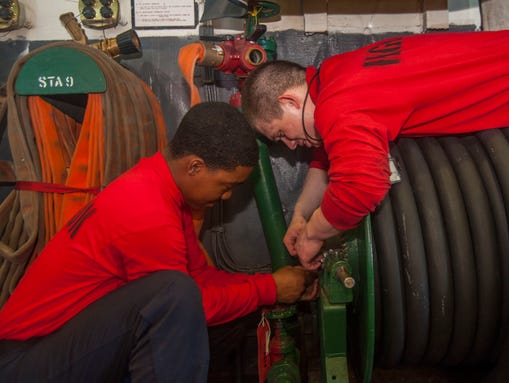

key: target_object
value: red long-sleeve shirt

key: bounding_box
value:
[308,30,509,230]
[0,152,276,340]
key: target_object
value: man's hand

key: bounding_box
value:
[272,265,319,304]
[283,215,307,256]
[295,208,343,270]
[296,226,324,270]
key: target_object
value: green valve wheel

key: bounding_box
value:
[257,1,280,19]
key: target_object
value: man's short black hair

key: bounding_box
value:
[170,102,259,170]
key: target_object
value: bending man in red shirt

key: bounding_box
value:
[241,29,509,270]
[0,102,317,382]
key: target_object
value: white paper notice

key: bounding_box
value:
[133,0,196,28]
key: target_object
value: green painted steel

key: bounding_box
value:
[318,291,350,383]
[15,46,106,95]
[251,138,294,272]
[319,217,375,383]
[349,217,375,383]
[251,140,375,383]
[251,138,300,381]
[267,359,301,383]
[267,318,301,383]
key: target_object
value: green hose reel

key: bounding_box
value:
[252,135,376,383]
[319,217,375,383]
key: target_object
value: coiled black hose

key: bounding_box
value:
[399,137,454,365]
[372,129,509,368]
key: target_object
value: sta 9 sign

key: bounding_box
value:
[38,75,75,89]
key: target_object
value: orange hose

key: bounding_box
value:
[29,97,71,241]
[178,42,205,107]
[59,93,103,227]
[27,94,104,237]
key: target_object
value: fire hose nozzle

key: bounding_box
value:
[60,12,141,60]
[91,29,142,59]
[197,41,225,68]
[60,12,88,45]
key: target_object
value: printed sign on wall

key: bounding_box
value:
[132,0,197,29]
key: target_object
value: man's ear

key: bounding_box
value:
[278,90,302,111]
[187,157,206,176]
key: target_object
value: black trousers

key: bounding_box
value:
[0,270,209,383]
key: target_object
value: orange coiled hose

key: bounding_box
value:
[29,94,105,242]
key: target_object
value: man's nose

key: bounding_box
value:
[281,137,298,150]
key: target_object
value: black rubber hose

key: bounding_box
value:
[372,193,405,367]
[372,240,383,363]
[478,129,509,225]
[502,127,509,144]
[439,136,499,364]
[388,142,430,365]
[418,137,476,365]
[398,138,454,365]
[476,129,509,363]
[462,134,509,364]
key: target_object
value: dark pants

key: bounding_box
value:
[0,270,209,383]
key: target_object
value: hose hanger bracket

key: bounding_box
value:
[15,47,106,95]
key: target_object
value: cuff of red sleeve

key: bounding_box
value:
[254,273,278,306]
[321,191,360,231]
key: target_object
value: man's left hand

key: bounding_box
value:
[295,227,324,270]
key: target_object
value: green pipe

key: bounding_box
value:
[252,137,301,383]
[251,138,294,272]
[244,18,300,381]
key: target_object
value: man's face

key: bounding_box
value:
[183,165,253,210]
[255,107,321,150]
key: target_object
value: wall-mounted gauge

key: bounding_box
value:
[78,0,119,29]
[0,0,21,31]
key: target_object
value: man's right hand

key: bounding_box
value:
[272,265,319,304]
[283,215,307,256]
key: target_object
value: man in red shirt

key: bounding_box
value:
[0,102,317,382]
[241,29,509,270]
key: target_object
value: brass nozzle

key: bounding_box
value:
[197,41,224,67]
[59,12,88,45]
[91,30,142,59]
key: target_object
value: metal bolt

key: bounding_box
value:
[336,265,355,289]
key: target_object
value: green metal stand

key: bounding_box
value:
[318,291,350,382]
[318,217,375,383]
